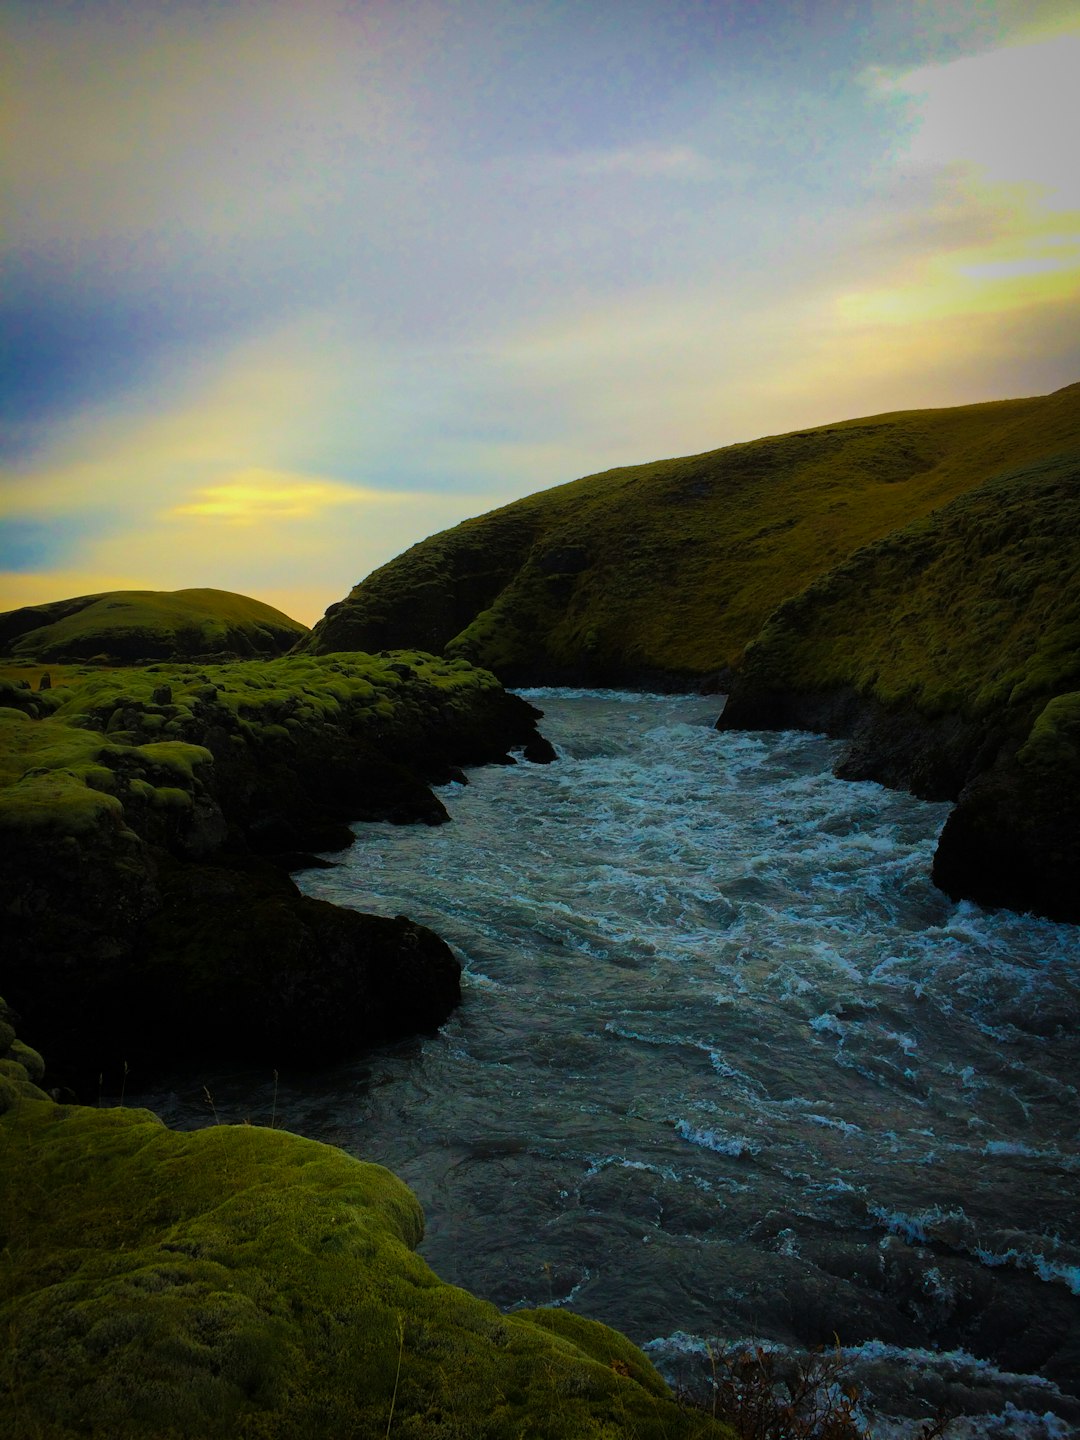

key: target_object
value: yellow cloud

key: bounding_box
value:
[836,214,1080,329]
[168,471,415,524]
[0,316,492,625]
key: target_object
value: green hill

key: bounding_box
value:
[301,384,1079,687]
[302,382,1080,922]
[0,587,308,663]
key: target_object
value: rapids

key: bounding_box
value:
[136,691,1080,1436]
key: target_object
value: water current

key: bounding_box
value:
[137,692,1080,1436]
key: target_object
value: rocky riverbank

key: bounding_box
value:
[0,650,554,1092]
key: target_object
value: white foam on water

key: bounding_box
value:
[675,1120,761,1158]
[973,1246,1080,1295]
[645,1333,1078,1439]
[805,1113,862,1134]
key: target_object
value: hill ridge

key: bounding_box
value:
[302,383,1080,921]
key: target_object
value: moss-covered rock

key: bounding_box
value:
[0,1097,729,1439]
[0,652,551,1089]
[0,996,50,1112]
[931,691,1080,922]
[0,587,309,664]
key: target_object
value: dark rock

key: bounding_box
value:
[38,672,51,691]
[522,734,558,764]
[933,752,1080,924]
[128,857,463,1071]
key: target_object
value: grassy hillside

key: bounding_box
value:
[0,587,308,663]
[301,382,1080,922]
[302,384,1080,688]
[725,447,1080,724]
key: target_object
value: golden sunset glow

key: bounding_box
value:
[169,473,408,523]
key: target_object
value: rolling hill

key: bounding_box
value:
[0,587,308,663]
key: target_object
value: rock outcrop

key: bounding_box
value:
[0,651,552,1090]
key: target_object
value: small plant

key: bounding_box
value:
[695,1340,950,1440]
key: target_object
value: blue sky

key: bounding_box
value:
[3,0,1079,624]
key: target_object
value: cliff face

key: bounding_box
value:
[0,651,551,1090]
[302,383,1080,922]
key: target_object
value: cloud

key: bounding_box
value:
[543,144,713,180]
[870,30,1080,208]
[823,29,1080,360]
[0,309,513,625]
[167,472,415,524]
[3,2,432,250]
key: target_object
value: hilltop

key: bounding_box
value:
[301,382,1080,922]
[0,586,308,663]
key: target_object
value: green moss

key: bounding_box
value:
[0,650,526,882]
[733,450,1080,724]
[132,740,213,782]
[0,769,124,835]
[7,1038,45,1083]
[149,786,194,810]
[0,1100,728,1439]
[1018,692,1080,772]
[0,1000,51,1113]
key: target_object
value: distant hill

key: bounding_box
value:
[301,382,1080,922]
[0,588,309,663]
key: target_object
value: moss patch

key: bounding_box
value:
[0,1099,728,1439]
[0,652,516,851]
[728,450,1080,725]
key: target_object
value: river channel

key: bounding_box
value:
[137,691,1080,1437]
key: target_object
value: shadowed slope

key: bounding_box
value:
[0,587,308,663]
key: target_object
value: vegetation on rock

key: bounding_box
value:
[0,587,308,664]
[0,651,550,1089]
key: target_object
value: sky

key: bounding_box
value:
[3,0,1079,627]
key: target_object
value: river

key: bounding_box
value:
[136,691,1080,1437]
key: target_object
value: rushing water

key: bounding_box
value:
[137,692,1080,1436]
